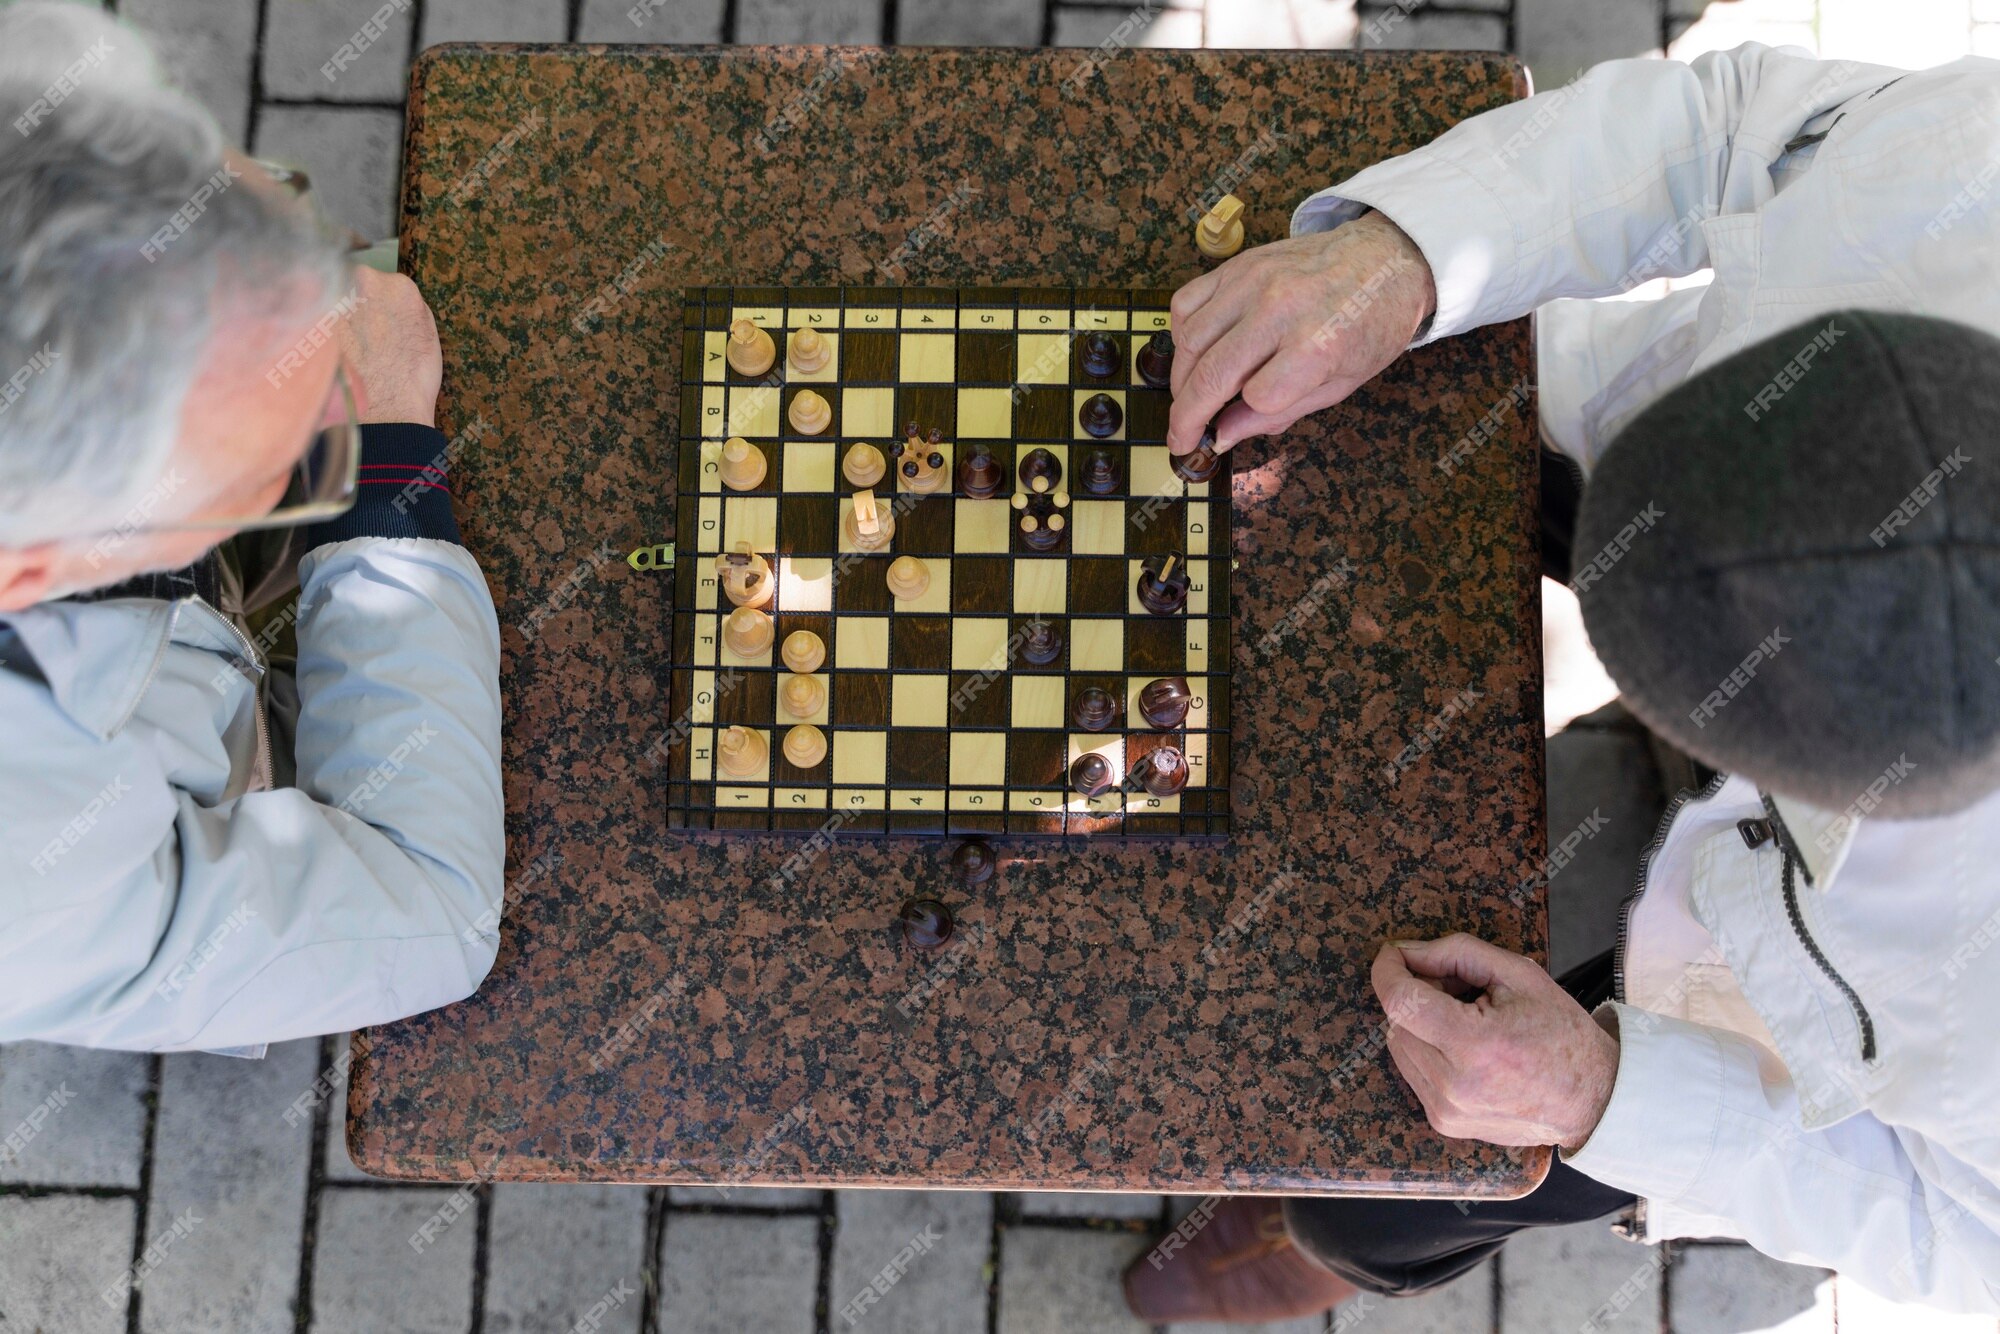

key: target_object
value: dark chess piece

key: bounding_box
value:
[898,899,955,952]
[1141,746,1189,797]
[1136,330,1173,388]
[1078,392,1124,439]
[1069,752,1115,798]
[1136,553,1191,616]
[1079,331,1120,380]
[1138,676,1192,729]
[1017,446,1062,494]
[1173,424,1223,484]
[951,839,997,888]
[1079,449,1120,496]
[1020,619,1062,665]
[1013,490,1071,551]
[959,444,1005,498]
[1071,686,1119,732]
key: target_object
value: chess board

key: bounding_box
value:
[664,286,1234,839]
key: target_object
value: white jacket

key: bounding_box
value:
[1294,45,2000,1312]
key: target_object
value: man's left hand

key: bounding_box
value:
[1369,934,1620,1153]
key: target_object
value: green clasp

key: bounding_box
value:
[628,543,675,572]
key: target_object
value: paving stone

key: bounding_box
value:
[0,1041,149,1188]
[1172,1308,1329,1334]
[251,105,405,240]
[1515,0,1661,90]
[1667,10,1817,60]
[485,1183,649,1334]
[998,1224,1152,1334]
[1833,1276,2000,1333]
[0,1195,136,1334]
[321,1037,373,1182]
[1053,7,1202,47]
[900,0,1044,45]
[1334,1263,1491,1334]
[140,1042,317,1334]
[1018,1190,1162,1220]
[736,0,883,44]
[829,1189,989,1334]
[1671,0,1815,16]
[1207,0,1356,49]
[422,0,569,45]
[582,0,727,41]
[263,0,416,102]
[1670,1245,1832,1334]
[1356,11,1508,52]
[669,1184,822,1208]
[120,0,260,144]
[656,1213,819,1334]
[1501,1220,1662,1334]
[311,1187,478,1334]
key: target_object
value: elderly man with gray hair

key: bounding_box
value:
[0,2,504,1052]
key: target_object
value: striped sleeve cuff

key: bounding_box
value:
[303,422,462,549]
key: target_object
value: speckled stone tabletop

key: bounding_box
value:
[351,44,1546,1198]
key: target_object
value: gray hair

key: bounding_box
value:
[0,1,351,546]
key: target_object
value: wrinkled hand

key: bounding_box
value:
[1370,934,1619,1153]
[336,267,442,427]
[1166,210,1435,456]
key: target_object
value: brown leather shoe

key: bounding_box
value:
[1123,1197,1359,1323]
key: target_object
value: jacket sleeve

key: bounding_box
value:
[1289,44,1905,344]
[1,424,505,1052]
[1563,1005,2000,1314]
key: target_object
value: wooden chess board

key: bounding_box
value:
[664,286,1234,838]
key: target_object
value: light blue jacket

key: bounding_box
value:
[0,536,503,1051]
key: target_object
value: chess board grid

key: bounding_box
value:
[665,285,1233,840]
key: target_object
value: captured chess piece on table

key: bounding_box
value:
[726,318,775,376]
[1195,193,1246,260]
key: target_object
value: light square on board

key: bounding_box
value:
[1070,619,1124,672]
[957,388,1013,438]
[778,557,833,611]
[833,730,887,786]
[1012,676,1064,729]
[723,497,778,553]
[838,617,890,669]
[951,617,1011,672]
[955,499,1012,554]
[900,333,955,382]
[727,385,780,438]
[844,387,895,438]
[782,441,836,491]
[1013,559,1067,616]
[1069,499,1125,555]
[950,732,1007,787]
[1015,332,1069,385]
[1129,445,1187,498]
[892,674,950,728]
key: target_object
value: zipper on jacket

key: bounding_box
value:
[1612,771,1730,1006]
[1748,812,1878,1065]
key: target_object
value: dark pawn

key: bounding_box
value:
[1070,752,1115,798]
[1017,446,1063,493]
[1141,747,1189,797]
[1138,676,1192,729]
[959,445,1005,498]
[1136,553,1191,616]
[1020,619,1062,665]
[1078,392,1124,439]
[1080,449,1120,496]
[1136,330,1173,388]
[1079,331,1120,380]
[952,838,997,888]
[1071,686,1118,732]
[898,899,955,951]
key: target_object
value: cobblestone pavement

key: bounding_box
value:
[7,0,2000,1330]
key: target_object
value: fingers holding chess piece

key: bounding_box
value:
[886,554,930,602]
[718,436,766,491]
[780,672,826,719]
[726,319,776,377]
[1136,553,1190,616]
[1138,676,1192,729]
[1195,194,1246,260]
[781,629,826,675]
[723,605,775,658]
[1173,423,1224,484]
[1136,330,1173,388]
[717,725,769,778]
[715,544,775,608]
[1078,392,1123,439]
[843,441,886,488]
[789,388,832,436]
[782,723,828,769]
[844,488,896,552]
[788,326,831,374]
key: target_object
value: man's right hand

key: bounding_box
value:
[1166,210,1436,456]
[337,267,443,428]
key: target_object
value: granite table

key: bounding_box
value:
[351,43,1546,1198]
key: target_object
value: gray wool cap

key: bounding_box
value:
[1572,309,2000,820]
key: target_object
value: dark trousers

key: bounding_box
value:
[1282,951,1638,1296]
